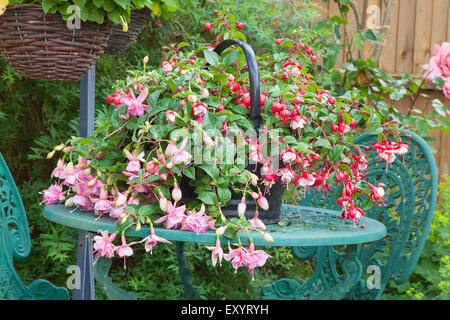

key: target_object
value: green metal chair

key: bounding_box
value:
[0,153,69,300]
[261,130,438,300]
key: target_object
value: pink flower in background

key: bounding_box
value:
[425,43,450,82]
[205,238,224,267]
[168,138,192,167]
[124,149,145,173]
[41,184,66,204]
[121,88,149,117]
[93,230,117,258]
[142,226,171,254]
[444,77,450,98]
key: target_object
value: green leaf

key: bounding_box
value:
[199,164,220,179]
[183,166,195,180]
[217,186,232,203]
[113,0,128,9]
[313,138,332,149]
[197,191,217,205]
[416,119,430,134]
[432,99,448,117]
[203,50,221,68]
[368,124,383,135]
[223,51,241,66]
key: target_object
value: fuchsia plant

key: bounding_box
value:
[42,9,410,279]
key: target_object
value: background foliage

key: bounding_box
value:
[1,0,448,299]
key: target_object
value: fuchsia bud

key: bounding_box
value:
[237,197,246,217]
[172,182,182,202]
[257,193,269,211]
[204,23,212,30]
[159,193,168,212]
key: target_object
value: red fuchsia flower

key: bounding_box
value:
[124,149,145,173]
[290,114,308,131]
[243,242,271,280]
[181,205,213,234]
[248,139,264,164]
[260,91,268,107]
[280,147,297,164]
[315,89,330,102]
[369,183,387,202]
[204,23,212,30]
[191,102,209,123]
[295,170,316,187]
[336,195,352,207]
[154,201,187,229]
[93,230,117,259]
[282,61,303,79]
[161,61,174,73]
[166,110,177,125]
[51,159,66,179]
[41,184,66,204]
[142,225,172,254]
[121,88,150,117]
[340,203,365,224]
[206,238,224,267]
[92,189,112,214]
[224,244,247,273]
[250,211,266,230]
[236,22,244,29]
[335,170,347,182]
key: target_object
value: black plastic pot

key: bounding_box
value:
[181,39,286,225]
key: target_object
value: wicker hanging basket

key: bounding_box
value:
[104,8,150,54]
[0,4,113,81]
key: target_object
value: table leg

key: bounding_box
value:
[72,230,95,300]
[175,242,200,300]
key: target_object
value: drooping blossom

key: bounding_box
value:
[51,159,66,179]
[142,225,171,254]
[280,148,297,164]
[93,230,117,258]
[167,138,192,167]
[121,88,149,117]
[181,205,213,234]
[257,193,269,211]
[205,238,224,267]
[295,170,316,187]
[115,236,133,268]
[41,184,66,204]
[369,183,387,202]
[242,242,271,280]
[191,102,209,123]
[166,110,177,125]
[250,211,266,230]
[124,149,145,173]
[278,167,296,186]
[154,201,187,229]
[224,244,247,273]
[92,189,112,214]
[63,162,78,187]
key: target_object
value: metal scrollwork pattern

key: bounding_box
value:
[0,153,69,300]
[262,130,437,300]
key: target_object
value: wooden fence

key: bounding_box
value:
[309,0,450,178]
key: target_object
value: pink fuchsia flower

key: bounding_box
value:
[93,230,117,258]
[161,61,174,73]
[63,162,78,187]
[121,88,149,117]
[243,242,270,280]
[92,189,112,214]
[205,238,224,267]
[224,244,247,273]
[142,225,171,254]
[181,205,212,234]
[168,138,192,167]
[250,211,266,230]
[154,201,187,229]
[41,184,66,204]
[51,159,66,179]
[425,43,450,83]
[124,149,145,173]
[115,236,134,268]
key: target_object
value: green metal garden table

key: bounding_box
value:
[43,203,387,300]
